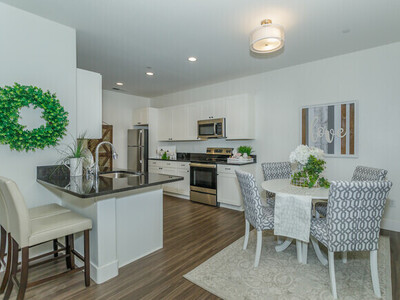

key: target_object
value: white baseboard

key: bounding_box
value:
[163,192,190,200]
[381,218,400,232]
[74,256,119,284]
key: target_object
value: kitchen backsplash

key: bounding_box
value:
[156,139,256,155]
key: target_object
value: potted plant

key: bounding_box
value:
[60,133,88,177]
[289,145,330,188]
[237,146,253,158]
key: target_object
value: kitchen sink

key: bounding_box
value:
[99,171,140,179]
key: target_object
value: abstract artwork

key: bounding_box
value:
[301,101,357,157]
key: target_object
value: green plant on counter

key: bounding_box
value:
[0,83,69,152]
[63,132,87,159]
[161,152,170,160]
[237,146,253,157]
[291,155,330,188]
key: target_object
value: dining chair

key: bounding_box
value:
[261,162,292,207]
[0,177,70,295]
[310,180,392,299]
[0,176,92,300]
[315,166,388,218]
[235,170,274,267]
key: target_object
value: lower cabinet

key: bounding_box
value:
[148,160,190,197]
[217,164,256,209]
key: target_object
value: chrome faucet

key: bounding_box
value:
[94,141,118,177]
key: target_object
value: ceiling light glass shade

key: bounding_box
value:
[250,19,285,53]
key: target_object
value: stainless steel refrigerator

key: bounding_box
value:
[127,129,148,173]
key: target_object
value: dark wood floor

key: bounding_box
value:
[3,196,400,299]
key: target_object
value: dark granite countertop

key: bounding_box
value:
[37,165,183,199]
[148,158,256,165]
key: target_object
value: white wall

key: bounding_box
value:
[0,3,77,208]
[151,42,400,231]
[102,90,150,168]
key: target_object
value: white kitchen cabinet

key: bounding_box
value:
[187,103,200,140]
[177,169,190,196]
[76,68,102,139]
[217,164,256,209]
[213,97,227,119]
[199,98,226,120]
[217,165,242,206]
[156,94,254,141]
[132,107,149,125]
[158,107,173,141]
[172,105,188,140]
[148,160,190,197]
[226,95,255,140]
[176,162,190,196]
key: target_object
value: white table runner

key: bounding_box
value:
[274,193,312,243]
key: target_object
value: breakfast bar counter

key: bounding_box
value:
[37,165,183,284]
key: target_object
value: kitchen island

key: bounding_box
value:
[37,165,183,284]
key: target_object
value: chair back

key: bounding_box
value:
[0,178,9,231]
[235,170,264,230]
[0,177,31,247]
[326,180,392,252]
[261,162,291,198]
[351,166,388,181]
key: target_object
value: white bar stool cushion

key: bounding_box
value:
[29,203,70,220]
[29,212,92,247]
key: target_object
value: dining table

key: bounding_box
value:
[261,179,329,264]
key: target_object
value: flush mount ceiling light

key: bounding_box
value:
[188,56,197,62]
[250,19,285,53]
[115,82,124,86]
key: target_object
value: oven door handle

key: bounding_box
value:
[190,163,217,169]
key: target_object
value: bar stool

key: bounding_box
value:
[0,177,92,300]
[0,179,70,294]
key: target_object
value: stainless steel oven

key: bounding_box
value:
[190,163,218,206]
[197,118,226,139]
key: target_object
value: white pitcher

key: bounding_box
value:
[65,157,83,177]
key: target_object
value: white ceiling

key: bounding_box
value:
[2,0,400,98]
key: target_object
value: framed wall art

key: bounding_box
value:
[300,101,358,157]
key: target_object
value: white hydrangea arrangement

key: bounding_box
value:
[289,145,324,165]
[289,145,330,188]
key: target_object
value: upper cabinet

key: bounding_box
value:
[158,107,173,141]
[76,68,102,139]
[199,98,226,120]
[132,107,149,125]
[156,94,254,141]
[226,95,255,140]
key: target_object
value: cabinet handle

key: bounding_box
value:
[225,168,231,170]
[137,122,141,124]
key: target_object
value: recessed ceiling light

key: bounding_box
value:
[116,82,124,86]
[146,71,154,76]
[188,57,197,62]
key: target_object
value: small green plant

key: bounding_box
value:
[161,152,170,160]
[237,146,253,157]
[291,155,330,188]
[57,132,87,163]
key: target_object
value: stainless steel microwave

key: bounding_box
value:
[197,118,226,139]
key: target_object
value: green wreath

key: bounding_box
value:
[0,83,69,152]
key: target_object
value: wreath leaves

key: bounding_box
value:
[0,83,69,152]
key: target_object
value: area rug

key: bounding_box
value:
[184,231,392,300]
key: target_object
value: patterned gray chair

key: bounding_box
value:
[310,180,392,299]
[235,170,274,267]
[261,162,292,207]
[315,166,388,217]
